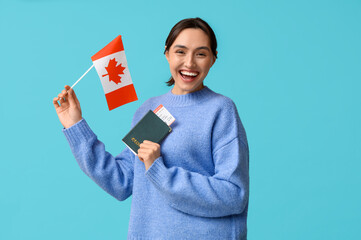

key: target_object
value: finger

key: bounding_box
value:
[143,140,160,147]
[57,90,68,100]
[57,94,65,103]
[73,90,81,107]
[138,149,152,159]
[59,97,65,104]
[137,148,147,154]
[141,141,158,147]
[66,85,81,107]
[139,144,151,150]
[137,153,145,162]
[140,142,160,151]
[57,93,63,99]
[66,87,77,106]
[53,97,60,109]
[73,92,81,108]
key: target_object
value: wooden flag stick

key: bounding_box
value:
[71,64,94,89]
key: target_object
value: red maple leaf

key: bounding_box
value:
[102,58,126,84]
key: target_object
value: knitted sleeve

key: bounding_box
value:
[63,119,134,201]
[145,101,249,217]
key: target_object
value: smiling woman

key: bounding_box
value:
[53,17,249,240]
[165,28,216,95]
[164,18,218,90]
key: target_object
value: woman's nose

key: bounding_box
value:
[184,54,196,68]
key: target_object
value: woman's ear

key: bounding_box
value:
[211,51,217,66]
[165,46,169,61]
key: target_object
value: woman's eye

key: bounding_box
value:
[176,50,185,54]
[197,53,206,57]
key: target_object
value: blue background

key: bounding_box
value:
[1,0,360,239]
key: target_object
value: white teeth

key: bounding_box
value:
[181,71,198,76]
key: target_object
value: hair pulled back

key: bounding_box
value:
[164,17,218,86]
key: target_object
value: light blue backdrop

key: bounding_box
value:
[1,0,360,239]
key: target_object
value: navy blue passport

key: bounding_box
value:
[122,110,171,154]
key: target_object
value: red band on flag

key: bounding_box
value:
[91,35,124,61]
[105,84,138,110]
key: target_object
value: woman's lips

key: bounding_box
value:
[179,70,199,82]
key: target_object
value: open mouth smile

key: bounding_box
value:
[179,70,199,82]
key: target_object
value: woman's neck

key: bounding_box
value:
[171,83,205,95]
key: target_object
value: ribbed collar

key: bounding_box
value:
[161,86,215,107]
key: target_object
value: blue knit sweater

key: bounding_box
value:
[63,86,249,239]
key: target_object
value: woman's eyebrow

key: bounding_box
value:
[174,45,210,51]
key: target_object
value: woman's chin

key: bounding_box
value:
[173,81,204,95]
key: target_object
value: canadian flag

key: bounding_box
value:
[91,35,138,110]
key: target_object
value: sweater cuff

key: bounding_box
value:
[62,119,96,146]
[145,157,169,188]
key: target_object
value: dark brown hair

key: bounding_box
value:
[164,17,218,86]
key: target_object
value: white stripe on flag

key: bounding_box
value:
[93,51,133,94]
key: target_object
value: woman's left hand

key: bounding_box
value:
[138,140,161,171]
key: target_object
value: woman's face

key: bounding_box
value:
[165,28,216,95]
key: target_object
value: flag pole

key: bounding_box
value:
[71,64,94,89]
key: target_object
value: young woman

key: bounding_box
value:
[53,18,249,240]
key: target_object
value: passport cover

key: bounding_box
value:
[122,110,172,154]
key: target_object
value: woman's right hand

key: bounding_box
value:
[53,85,83,129]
